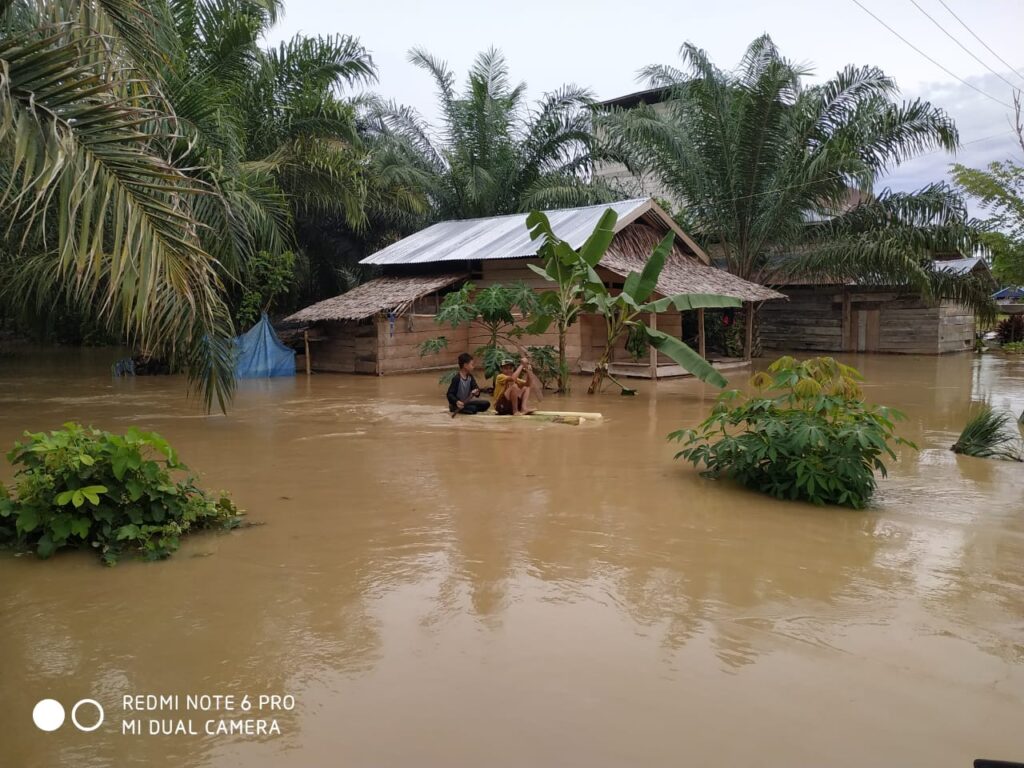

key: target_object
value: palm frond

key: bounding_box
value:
[952,404,1023,461]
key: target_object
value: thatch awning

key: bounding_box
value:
[286,274,465,323]
[601,224,785,303]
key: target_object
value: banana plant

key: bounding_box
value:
[525,208,616,392]
[526,208,741,394]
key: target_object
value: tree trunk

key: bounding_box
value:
[587,349,610,394]
[557,324,569,393]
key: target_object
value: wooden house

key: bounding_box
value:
[286,198,784,377]
[759,256,996,354]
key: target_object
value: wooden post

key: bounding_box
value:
[842,291,852,351]
[303,331,311,376]
[744,302,754,361]
[648,311,658,379]
[697,309,706,358]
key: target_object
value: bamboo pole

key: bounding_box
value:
[697,309,706,358]
[744,303,754,361]
[304,331,311,376]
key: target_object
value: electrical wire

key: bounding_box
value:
[909,0,1023,93]
[849,0,1013,108]
[935,0,1024,87]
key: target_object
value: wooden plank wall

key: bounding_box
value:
[377,314,470,374]
[936,300,976,353]
[761,287,844,351]
[761,287,975,354]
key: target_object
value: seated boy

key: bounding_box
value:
[493,356,535,416]
[447,352,491,415]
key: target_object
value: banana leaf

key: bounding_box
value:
[644,326,728,388]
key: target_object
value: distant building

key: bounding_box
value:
[759,255,997,355]
[592,88,678,204]
[286,198,783,377]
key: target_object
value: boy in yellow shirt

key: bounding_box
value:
[493,356,535,416]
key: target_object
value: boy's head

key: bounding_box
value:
[457,352,474,372]
[499,358,515,374]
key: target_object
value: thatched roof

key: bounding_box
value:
[285,274,464,323]
[601,224,786,303]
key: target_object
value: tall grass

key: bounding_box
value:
[951,404,1024,461]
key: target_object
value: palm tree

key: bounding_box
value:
[1,0,236,409]
[600,35,993,323]
[367,47,617,220]
[1,0,414,407]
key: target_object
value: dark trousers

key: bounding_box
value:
[450,398,491,414]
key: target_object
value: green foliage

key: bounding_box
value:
[1002,341,1024,354]
[366,47,617,219]
[951,404,1023,461]
[420,281,538,379]
[625,325,650,361]
[526,345,558,389]
[669,357,915,509]
[601,35,993,318]
[526,208,738,394]
[996,315,1024,344]
[236,250,296,327]
[0,424,243,565]
[526,207,617,391]
[953,154,1024,287]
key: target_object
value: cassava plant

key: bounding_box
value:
[670,356,915,508]
[0,424,243,565]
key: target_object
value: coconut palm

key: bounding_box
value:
[367,47,617,220]
[600,35,993,319]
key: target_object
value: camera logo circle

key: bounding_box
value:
[32,699,65,732]
[71,699,105,732]
[33,699,104,732]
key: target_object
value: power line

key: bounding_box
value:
[935,0,1024,87]
[909,0,1023,93]
[849,0,1013,109]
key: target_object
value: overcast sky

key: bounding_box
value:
[265,0,1024,204]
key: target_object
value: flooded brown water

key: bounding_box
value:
[0,349,1022,768]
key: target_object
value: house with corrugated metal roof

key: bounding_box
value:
[285,198,784,377]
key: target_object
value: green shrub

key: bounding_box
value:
[951,404,1023,461]
[1002,341,1024,354]
[669,356,915,509]
[0,424,242,565]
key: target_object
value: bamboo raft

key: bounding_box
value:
[451,410,603,426]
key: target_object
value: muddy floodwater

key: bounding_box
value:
[1,349,1022,767]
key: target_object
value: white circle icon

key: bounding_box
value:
[71,699,105,732]
[32,699,66,732]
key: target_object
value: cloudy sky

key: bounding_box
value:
[265,0,1023,201]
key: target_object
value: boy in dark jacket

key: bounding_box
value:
[447,353,491,414]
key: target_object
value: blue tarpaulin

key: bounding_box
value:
[234,313,295,379]
[993,286,1024,300]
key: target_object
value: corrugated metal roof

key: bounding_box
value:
[360,198,658,266]
[933,256,984,276]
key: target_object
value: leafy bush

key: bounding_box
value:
[1002,341,1024,354]
[0,424,242,565]
[996,315,1024,344]
[669,356,915,509]
[951,404,1023,461]
[526,345,558,389]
